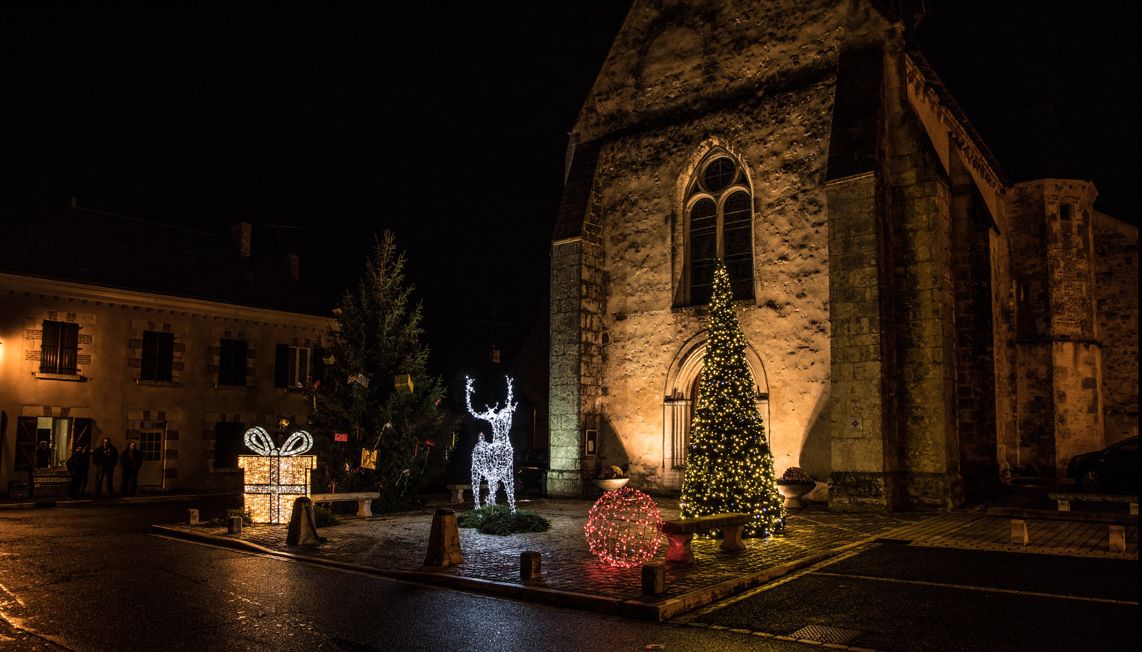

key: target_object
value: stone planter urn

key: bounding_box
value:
[776,481,815,508]
[594,478,630,491]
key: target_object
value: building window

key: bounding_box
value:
[40,320,79,375]
[138,430,164,461]
[274,344,310,389]
[213,421,245,468]
[219,338,248,386]
[141,331,175,381]
[15,416,91,470]
[683,152,754,305]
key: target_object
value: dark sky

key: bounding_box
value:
[4,2,1136,380]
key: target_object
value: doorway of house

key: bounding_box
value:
[138,429,166,489]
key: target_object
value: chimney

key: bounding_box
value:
[230,222,252,257]
[288,253,301,280]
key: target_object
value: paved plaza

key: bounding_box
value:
[153,490,1138,620]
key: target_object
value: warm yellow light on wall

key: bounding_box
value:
[238,427,316,524]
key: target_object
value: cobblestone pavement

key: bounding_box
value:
[157,495,1138,607]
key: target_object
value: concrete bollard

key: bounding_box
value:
[423,508,463,568]
[1109,525,1126,553]
[287,496,325,546]
[642,563,666,596]
[520,551,542,580]
[1010,519,1028,545]
[186,508,200,525]
[227,515,243,534]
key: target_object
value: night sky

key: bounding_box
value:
[5,2,1137,381]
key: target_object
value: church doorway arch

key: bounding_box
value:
[661,331,770,485]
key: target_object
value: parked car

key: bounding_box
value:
[1065,435,1139,492]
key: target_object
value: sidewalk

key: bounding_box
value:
[152,489,1139,621]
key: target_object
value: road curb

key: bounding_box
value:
[150,523,862,621]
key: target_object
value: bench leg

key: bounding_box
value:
[1057,499,1071,512]
[356,498,373,518]
[719,525,745,552]
[1010,519,1028,545]
[665,533,695,563]
[449,487,464,504]
[1109,526,1126,553]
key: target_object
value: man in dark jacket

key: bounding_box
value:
[120,441,144,497]
[66,446,89,498]
[92,437,118,497]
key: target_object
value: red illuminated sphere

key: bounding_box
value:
[584,486,664,568]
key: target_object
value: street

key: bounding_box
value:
[1,500,1138,651]
[680,541,1139,650]
[1,500,802,651]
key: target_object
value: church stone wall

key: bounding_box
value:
[589,74,836,491]
[1093,212,1139,445]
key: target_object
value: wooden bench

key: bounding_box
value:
[1048,492,1138,516]
[446,484,471,505]
[310,491,380,517]
[659,512,751,563]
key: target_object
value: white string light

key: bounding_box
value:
[238,426,316,524]
[466,376,517,512]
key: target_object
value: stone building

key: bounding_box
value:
[547,0,1138,510]
[0,205,329,497]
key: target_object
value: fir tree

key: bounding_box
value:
[679,260,785,537]
[308,231,446,512]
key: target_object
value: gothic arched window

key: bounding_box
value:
[683,152,754,304]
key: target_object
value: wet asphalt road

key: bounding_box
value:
[689,542,1139,651]
[0,499,804,651]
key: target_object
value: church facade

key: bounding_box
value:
[547,0,1138,510]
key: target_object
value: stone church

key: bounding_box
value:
[546,0,1138,510]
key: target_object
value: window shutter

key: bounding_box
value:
[158,332,174,381]
[60,323,79,374]
[16,417,37,470]
[40,321,61,373]
[274,344,290,388]
[73,418,93,451]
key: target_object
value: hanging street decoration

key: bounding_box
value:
[238,426,317,525]
[347,372,369,388]
[465,375,517,512]
[584,486,663,568]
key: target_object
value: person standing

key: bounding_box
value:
[92,437,118,497]
[66,446,88,498]
[120,441,143,497]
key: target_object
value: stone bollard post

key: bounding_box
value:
[423,508,463,568]
[1010,519,1028,545]
[227,515,243,534]
[287,496,326,546]
[186,508,200,525]
[520,551,542,580]
[1109,525,1126,553]
[641,563,665,596]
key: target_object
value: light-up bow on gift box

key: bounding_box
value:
[238,426,317,524]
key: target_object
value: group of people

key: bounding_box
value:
[65,437,145,499]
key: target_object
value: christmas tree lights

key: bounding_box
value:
[679,260,785,537]
[465,376,517,512]
[584,487,663,568]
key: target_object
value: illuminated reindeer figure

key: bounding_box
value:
[465,375,517,512]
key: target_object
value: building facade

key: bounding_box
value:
[0,211,331,498]
[547,0,1138,510]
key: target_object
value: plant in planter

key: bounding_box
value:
[594,465,629,491]
[775,467,815,508]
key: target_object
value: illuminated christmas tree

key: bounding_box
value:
[308,230,447,512]
[680,260,785,537]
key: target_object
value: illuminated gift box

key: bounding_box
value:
[238,427,316,524]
